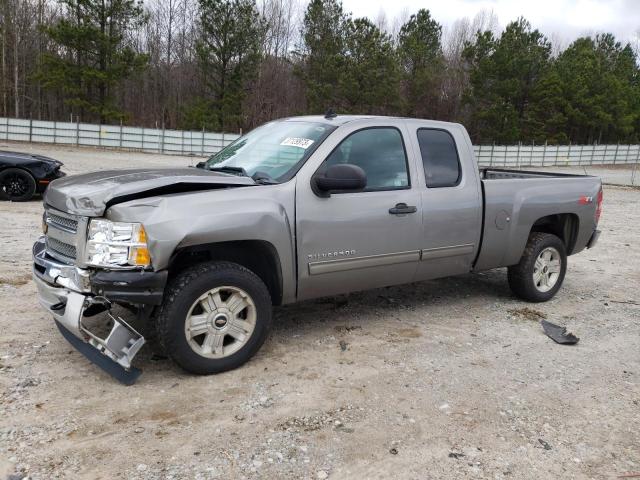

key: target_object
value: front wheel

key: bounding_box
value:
[508,232,567,302]
[156,261,272,374]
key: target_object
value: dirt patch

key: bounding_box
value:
[0,273,31,286]
[508,307,547,321]
[278,405,362,432]
[396,327,422,338]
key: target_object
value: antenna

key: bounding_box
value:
[324,108,337,119]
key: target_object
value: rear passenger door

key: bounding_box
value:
[406,123,483,281]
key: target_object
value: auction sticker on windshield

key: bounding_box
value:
[281,137,315,149]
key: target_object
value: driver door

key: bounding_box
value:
[295,122,423,300]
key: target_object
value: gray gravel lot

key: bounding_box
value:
[0,142,639,479]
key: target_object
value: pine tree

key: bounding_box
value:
[40,0,148,123]
[397,9,443,118]
[555,35,639,143]
[463,18,551,143]
[525,69,569,144]
[188,0,265,131]
[296,0,349,113]
[340,18,400,114]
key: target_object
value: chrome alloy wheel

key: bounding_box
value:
[533,247,562,293]
[184,286,257,359]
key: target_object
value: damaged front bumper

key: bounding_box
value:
[32,238,147,384]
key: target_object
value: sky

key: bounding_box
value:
[341,0,640,46]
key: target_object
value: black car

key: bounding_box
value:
[0,150,66,201]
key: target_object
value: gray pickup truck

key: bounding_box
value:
[32,115,602,383]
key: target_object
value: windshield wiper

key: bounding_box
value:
[209,166,278,185]
[209,166,249,177]
[251,171,279,185]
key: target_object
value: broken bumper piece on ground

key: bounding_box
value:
[32,240,145,385]
[37,278,144,385]
[54,317,143,386]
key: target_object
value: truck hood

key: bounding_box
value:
[44,168,256,216]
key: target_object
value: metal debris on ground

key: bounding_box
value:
[538,438,552,450]
[540,320,579,345]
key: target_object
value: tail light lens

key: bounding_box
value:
[595,187,603,224]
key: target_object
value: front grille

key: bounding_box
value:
[46,236,77,260]
[47,212,78,233]
[43,207,84,264]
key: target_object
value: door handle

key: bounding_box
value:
[389,203,417,215]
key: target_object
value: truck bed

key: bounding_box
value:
[473,168,601,272]
[481,168,589,180]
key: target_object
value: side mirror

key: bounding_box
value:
[313,164,367,197]
[195,161,206,169]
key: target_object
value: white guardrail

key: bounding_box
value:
[0,117,240,156]
[1,117,640,166]
[475,143,640,167]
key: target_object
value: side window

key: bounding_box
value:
[417,129,461,188]
[322,128,409,191]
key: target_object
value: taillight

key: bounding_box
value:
[595,187,603,224]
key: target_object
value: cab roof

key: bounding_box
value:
[282,114,461,129]
[283,114,378,126]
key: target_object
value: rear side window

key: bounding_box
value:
[417,129,461,188]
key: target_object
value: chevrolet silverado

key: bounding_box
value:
[32,115,602,383]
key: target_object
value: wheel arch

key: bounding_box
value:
[0,165,37,178]
[168,240,284,305]
[530,213,580,255]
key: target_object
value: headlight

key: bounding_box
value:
[86,219,151,267]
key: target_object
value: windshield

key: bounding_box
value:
[205,121,335,182]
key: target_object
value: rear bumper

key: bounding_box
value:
[586,229,601,249]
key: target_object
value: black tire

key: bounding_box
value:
[508,232,567,302]
[0,168,37,201]
[156,261,272,374]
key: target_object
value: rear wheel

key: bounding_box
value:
[508,232,567,302]
[156,261,272,374]
[0,168,36,201]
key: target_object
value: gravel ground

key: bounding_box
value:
[0,142,639,480]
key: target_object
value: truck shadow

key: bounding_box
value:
[136,269,513,376]
[271,269,512,335]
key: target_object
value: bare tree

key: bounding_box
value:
[1,5,7,116]
[0,0,61,119]
[438,9,500,122]
[390,7,410,40]
[549,32,567,58]
[119,0,199,128]
[375,8,388,34]
[243,0,304,128]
